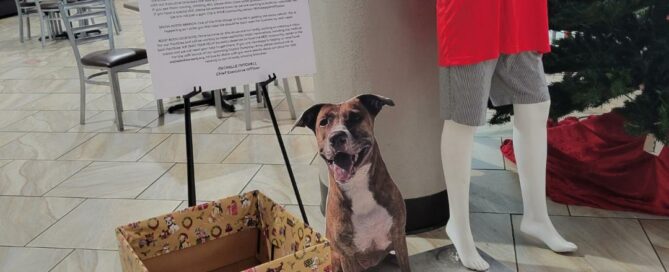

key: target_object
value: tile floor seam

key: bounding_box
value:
[0,131,103,135]
[68,111,108,132]
[132,196,204,202]
[564,214,669,220]
[639,219,669,272]
[0,194,87,199]
[218,133,249,163]
[135,112,161,133]
[637,218,669,221]
[90,131,169,135]
[155,131,233,135]
[0,160,10,170]
[0,110,41,131]
[308,151,318,165]
[271,96,286,111]
[19,159,299,165]
[3,245,117,252]
[22,197,88,247]
[237,164,265,195]
[71,117,152,134]
[472,167,508,171]
[38,161,95,197]
[509,214,520,272]
[0,132,27,149]
[137,84,153,94]
[134,132,175,162]
[8,196,194,202]
[210,116,232,134]
[132,162,177,200]
[136,99,156,113]
[46,248,75,272]
[17,110,108,133]
[206,115,227,134]
[1,109,110,113]
[53,132,100,161]
[3,192,228,202]
[86,93,154,113]
[24,198,182,250]
[82,110,107,124]
[471,211,521,216]
[173,200,186,212]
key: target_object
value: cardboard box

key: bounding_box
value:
[116,191,331,272]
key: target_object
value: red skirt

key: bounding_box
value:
[437,0,551,66]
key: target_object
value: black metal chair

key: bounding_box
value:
[59,0,163,131]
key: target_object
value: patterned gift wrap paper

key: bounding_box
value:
[116,190,332,272]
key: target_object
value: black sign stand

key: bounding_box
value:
[182,87,202,207]
[181,74,309,225]
[259,74,309,225]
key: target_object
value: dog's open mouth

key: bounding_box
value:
[326,146,370,183]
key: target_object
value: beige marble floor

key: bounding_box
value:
[0,2,667,271]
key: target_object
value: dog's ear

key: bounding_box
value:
[356,94,395,117]
[294,104,326,132]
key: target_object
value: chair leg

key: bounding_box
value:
[244,84,252,131]
[55,13,63,35]
[255,83,262,104]
[18,12,24,43]
[260,84,266,108]
[157,99,165,116]
[295,76,303,93]
[109,72,124,131]
[26,14,31,39]
[282,77,297,119]
[78,70,86,124]
[111,2,122,34]
[47,13,55,41]
[39,14,46,48]
[213,90,223,119]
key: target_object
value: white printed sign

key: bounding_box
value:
[138,0,317,98]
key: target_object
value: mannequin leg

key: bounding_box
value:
[513,101,577,252]
[442,120,490,271]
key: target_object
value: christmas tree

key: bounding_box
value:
[489,0,669,143]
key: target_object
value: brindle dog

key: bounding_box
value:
[296,94,410,272]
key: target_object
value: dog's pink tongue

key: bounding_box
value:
[333,164,352,182]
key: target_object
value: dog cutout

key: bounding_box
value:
[295,94,411,272]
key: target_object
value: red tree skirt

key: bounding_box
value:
[501,112,669,215]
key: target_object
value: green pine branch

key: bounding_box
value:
[489,0,669,144]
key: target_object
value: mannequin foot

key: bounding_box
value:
[520,217,577,253]
[446,221,490,271]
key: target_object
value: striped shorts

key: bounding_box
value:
[439,51,551,126]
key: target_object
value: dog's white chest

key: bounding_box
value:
[345,166,393,252]
[351,202,393,252]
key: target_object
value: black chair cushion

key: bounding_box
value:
[38,1,60,10]
[38,0,78,9]
[81,48,147,68]
[19,1,36,7]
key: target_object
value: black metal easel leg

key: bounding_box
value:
[259,74,309,225]
[183,87,201,207]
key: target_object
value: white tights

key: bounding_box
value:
[441,101,577,271]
